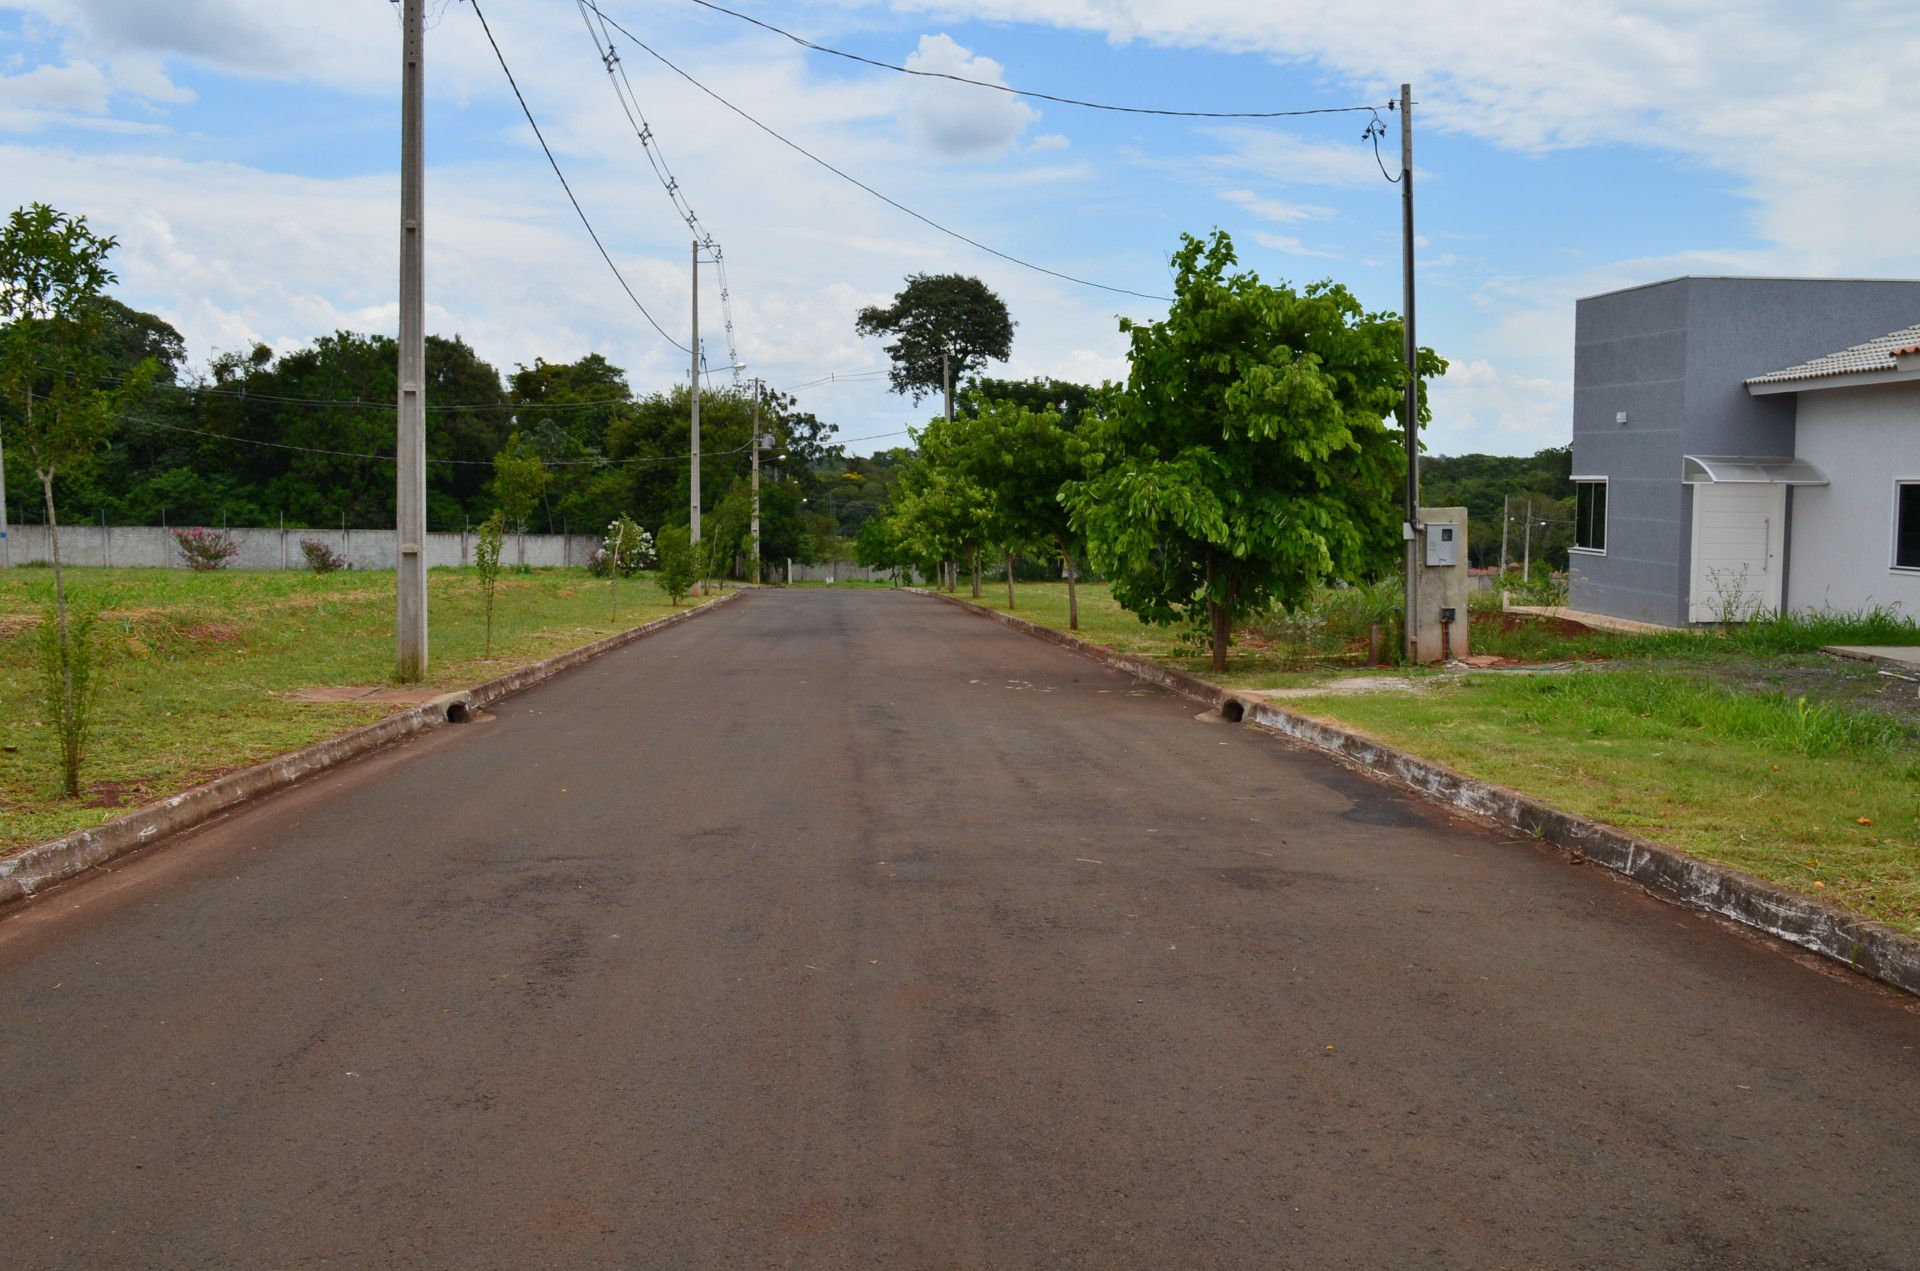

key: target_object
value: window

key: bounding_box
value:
[1897,481,1920,571]
[1573,479,1608,554]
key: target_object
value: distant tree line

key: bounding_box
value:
[0,300,861,572]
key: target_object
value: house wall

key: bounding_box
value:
[1785,382,1920,616]
[1568,279,1690,625]
[1570,277,1920,625]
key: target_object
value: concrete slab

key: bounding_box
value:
[1505,603,1678,635]
[1825,644,1920,672]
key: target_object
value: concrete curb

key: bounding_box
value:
[0,590,747,907]
[912,588,1920,999]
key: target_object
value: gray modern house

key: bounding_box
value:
[1567,277,1920,626]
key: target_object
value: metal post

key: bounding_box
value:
[1523,495,1533,581]
[690,238,701,545]
[1499,493,1510,607]
[395,0,429,679]
[1398,81,1421,662]
[750,378,762,580]
[942,348,954,423]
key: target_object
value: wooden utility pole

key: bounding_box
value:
[395,0,428,680]
[1398,82,1421,662]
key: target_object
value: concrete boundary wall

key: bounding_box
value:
[0,590,747,908]
[0,524,598,571]
[911,588,1920,1000]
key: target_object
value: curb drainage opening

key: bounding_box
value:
[1219,699,1245,724]
[445,702,471,724]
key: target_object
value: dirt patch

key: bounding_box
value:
[1690,659,1920,732]
[0,615,35,640]
[181,620,245,646]
[277,685,444,705]
[1475,610,1596,638]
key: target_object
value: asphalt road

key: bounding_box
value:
[3,588,1917,1268]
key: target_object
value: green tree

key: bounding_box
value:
[948,389,1097,623]
[474,510,505,656]
[491,431,550,569]
[855,273,1015,416]
[0,203,152,795]
[656,522,696,605]
[1069,230,1443,672]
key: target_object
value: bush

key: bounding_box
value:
[173,527,239,572]
[474,511,506,656]
[588,515,653,579]
[298,538,346,574]
[36,595,103,798]
[656,523,695,604]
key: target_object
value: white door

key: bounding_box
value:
[1689,483,1785,622]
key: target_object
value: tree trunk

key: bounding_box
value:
[1005,551,1016,609]
[1064,544,1079,630]
[969,550,981,598]
[41,468,79,797]
[1205,555,1231,673]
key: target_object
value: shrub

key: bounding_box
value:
[656,523,695,605]
[298,537,346,574]
[588,515,653,579]
[173,526,239,571]
[36,595,103,798]
[474,511,506,656]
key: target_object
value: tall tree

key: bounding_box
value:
[1069,230,1443,672]
[855,273,1014,418]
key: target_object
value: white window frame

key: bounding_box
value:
[1571,476,1609,557]
[1893,476,1920,574]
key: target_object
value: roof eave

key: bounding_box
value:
[1747,365,1920,396]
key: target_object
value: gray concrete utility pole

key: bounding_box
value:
[1398,81,1421,663]
[690,239,701,546]
[750,377,762,580]
[395,0,428,680]
[942,348,954,423]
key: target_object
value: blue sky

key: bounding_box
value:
[3,1,1915,456]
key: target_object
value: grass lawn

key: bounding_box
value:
[1,565,691,851]
[950,580,1920,933]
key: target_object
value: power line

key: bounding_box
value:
[582,1,1172,304]
[577,0,745,385]
[470,0,690,353]
[669,0,1386,121]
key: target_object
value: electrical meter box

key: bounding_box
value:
[1425,522,1459,567]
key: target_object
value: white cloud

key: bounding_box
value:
[0,59,110,111]
[900,33,1039,157]
[1251,231,1338,260]
[1027,132,1069,152]
[1220,188,1334,223]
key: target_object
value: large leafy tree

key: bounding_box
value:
[1069,230,1443,672]
[855,273,1014,416]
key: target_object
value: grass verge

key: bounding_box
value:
[949,580,1920,933]
[1,566,689,851]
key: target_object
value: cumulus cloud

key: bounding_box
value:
[901,33,1039,157]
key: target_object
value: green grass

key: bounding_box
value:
[949,581,1920,932]
[1,566,688,850]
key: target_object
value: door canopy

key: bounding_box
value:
[1682,455,1829,485]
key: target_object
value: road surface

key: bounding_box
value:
[2,588,1917,1268]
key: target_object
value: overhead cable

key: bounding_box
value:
[581,1,1172,303]
[470,0,691,353]
[669,0,1385,121]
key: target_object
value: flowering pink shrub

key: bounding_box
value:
[173,527,240,571]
